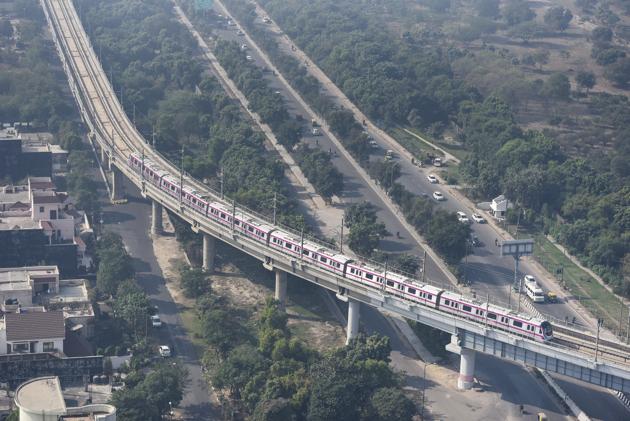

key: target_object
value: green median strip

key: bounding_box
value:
[534,233,628,337]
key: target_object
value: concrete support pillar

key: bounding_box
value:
[274,269,287,309]
[151,200,163,235]
[202,234,216,273]
[110,166,123,201]
[100,145,107,166]
[457,348,476,390]
[346,298,360,345]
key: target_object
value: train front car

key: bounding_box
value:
[541,320,553,341]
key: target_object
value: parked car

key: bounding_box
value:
[246,55,253,61]
[456,211,470,224]
[151,314,162,328]
[311,128,321,136]
[469,234,481,247]
[433,157,442,167]
[433,191,445,201]
[237,29,245,36]
[158,345,171,357]
[427,174,438,184]
[471,213,486,223]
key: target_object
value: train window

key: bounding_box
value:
[377,278,384,284]
[248,226,254,232]
[487,313,497,320]
[397,284,404,291]
[286,243,293,249]
[220,213,226,218]
[366,273,373,280]
[261,233,266,238]
[320,256,327,263]
[427,294,432,300]
[462,305,472,312]
[350,268,355,274]
[444,299,450,306]
[452,303,458,308]
[386,280,394,287]
[513,320,522,328]
[235,221,241,226]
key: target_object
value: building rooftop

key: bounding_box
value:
[29,176,55,190]
[5,310,65,341]
[14,376,66,414]
[0,215,40,230]
[14,377,116,419]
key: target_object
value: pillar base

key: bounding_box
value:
[457,348,476,390]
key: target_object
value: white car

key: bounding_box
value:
[237,29,245,36]
[246,55,253,61]
[158,345,171,357]
[433,191,445,201]
[471,213,485,223]
[240,44,248,51]
[427,174,438,184]
[151,315,162,328]
[456,211,470,224]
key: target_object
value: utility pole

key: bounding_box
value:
[619,301,624,336]
[626,307,630,344]
[179,146,184,206]
[231,199,236,232]
[421,250,427,284]
[151,125,156,148]
[141,147,145,181]
[383,255,389,292]
[220,167,224,199]
[132,104,136,128]
[300,228,304,261]
[340,217,344,253]
[273,192,277,225]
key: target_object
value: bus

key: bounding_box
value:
[524,275,545,303]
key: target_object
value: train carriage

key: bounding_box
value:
[126,152,554,344]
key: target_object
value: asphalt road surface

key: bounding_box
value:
[99,177,217,420]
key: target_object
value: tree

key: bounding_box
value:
[544,7,573,31]
[591,26,613,44]
[542,73,571,101]
[252,398,297,421]
[604,58,630,86]
[503,0,535,25]
[113,280,151,338]
[111,388,159,421]
[344,203,388,256]
[424,210,471,264]
[96,233,134,297]
[179,266,209,298]
[474,0,500,18]
[142,363,188,416]
[367,387,416,421]
[575,71,596,92]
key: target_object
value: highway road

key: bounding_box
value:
[191,3,630,418]
[207,1,600,330]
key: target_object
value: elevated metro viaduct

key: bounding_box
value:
[42,0,630,394]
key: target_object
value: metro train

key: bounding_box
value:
[128,153,553,342]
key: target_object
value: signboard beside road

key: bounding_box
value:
[500,239,534,257]
[500,239,534,311]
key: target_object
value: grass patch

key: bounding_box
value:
[533,234,628,334]
[179,307,207,355]
[402,127,470,162]
[390,127,441,159]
